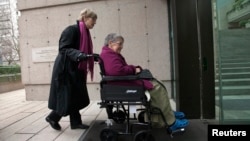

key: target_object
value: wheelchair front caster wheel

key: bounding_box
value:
[100,128,118,141]
[113,110,126,124]
[133,130,155,141]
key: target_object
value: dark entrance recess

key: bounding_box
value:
[168,0,215,119]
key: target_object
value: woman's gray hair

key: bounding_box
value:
[104,33,124,46]
[78,8,97,21]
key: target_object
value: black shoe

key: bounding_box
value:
[71,124,89,129]
[45,117,61,130]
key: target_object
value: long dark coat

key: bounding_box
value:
[48,22,90,116]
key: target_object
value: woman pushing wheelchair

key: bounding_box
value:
[99,33,189,132]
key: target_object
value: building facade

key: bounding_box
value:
[17,0,250,123]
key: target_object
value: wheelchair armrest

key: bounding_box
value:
[102,75,140,81]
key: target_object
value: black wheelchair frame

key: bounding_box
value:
[96,57,184,141]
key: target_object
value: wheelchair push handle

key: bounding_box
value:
[78,53,99,61]
[86,53,100,58]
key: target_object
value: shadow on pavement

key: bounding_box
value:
[79,119,218,141]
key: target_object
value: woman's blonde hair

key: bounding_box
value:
[78,8,97,21]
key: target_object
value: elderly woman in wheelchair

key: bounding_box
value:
[98,33,189,137]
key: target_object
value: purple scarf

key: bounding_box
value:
[78,21,94,81]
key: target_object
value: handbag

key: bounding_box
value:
[137,69,154,79]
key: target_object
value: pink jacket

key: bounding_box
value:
[100,46,153,90]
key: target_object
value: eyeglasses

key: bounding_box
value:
[112,41,123,46]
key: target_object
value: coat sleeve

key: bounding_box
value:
[104,53,136,76]
[59,25,81,62]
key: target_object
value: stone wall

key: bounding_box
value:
[0,81,24,94]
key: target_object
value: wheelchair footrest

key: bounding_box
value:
[169,128,186,138]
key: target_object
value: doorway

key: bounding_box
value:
[168,0,215,119]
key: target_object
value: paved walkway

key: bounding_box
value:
[0,89,217,141]
[0,89,106,141]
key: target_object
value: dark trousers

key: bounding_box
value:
[47,110,82,126]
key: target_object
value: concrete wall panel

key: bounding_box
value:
[18,0,96,10]
[147,0,170,80]
[91,0,120,51]
[87,83,101,100]
[28,63,52,84]
[18,14,29,84]
[20,46,32,84]
[25,84,50,100]
[119,0,148,69]
[25,11,48,47]
[47,6,71,46]
[17,0,47,10]
[25,83,101,101]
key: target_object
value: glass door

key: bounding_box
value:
[213,0,250,123]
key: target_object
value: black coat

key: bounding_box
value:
[48,22,90,116]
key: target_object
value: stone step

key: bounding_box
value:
[215,86,250,95]
[220,62,250,68]
[220,58,250,63]
[215,78,250,86]
[215,67,250,73]
[217,72,250,79]
[220,51,250,56]
[219,29,250,55]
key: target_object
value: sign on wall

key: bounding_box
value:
[32,46,58,63]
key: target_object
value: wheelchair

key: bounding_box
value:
[96,57,185,141]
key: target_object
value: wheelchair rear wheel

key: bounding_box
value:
[133,130,155,141]
[100,128,118,141]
